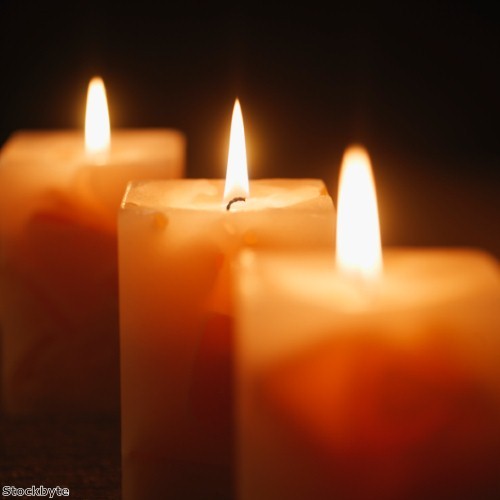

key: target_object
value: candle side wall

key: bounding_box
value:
[0,130,185,416]
[118,179,335,499]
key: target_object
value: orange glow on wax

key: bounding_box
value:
[336,145,383,280]
[85,76,111,155]
[224,99,249,202]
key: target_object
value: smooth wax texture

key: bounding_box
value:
[235,248,500,500]
[118,178,335,500]
[0,130,184,231]
[0,129,185,416]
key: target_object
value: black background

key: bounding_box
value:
[1,1,499,256]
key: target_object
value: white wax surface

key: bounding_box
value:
[123,178,331,212]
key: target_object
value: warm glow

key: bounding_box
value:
[224,99,249,201]
[336,145,383,279]
[85,76,111,154]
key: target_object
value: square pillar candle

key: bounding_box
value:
[234,147,500,500]
[118,101,335,500]
[0,77,185,417]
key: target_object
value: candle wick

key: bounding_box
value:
[226,197,246,211]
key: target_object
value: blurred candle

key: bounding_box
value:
[235,146,500,500]
[118,99,335,500]
[0,76,185,417]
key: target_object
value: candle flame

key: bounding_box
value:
[85,76,111,154]
[224,99,249,202]
[336,145,383,279]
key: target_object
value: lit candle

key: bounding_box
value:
[235,146,500,500]
[0,77,185,417]
[118,99,335,500]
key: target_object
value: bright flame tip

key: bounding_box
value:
[85,76,111,154]
[336,145,383,280]
[223,98,249,202]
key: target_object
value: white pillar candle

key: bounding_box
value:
[0,77,185,417]
[235,147,500,500]
[118,101,335,500]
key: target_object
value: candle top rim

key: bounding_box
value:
[237,247,500,313]
[121,178,333,213]
[2,128,185,148]
[0,129,186,165]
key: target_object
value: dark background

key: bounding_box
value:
[1,1,499,257]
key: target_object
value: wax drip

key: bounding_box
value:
[226,197,246,211]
